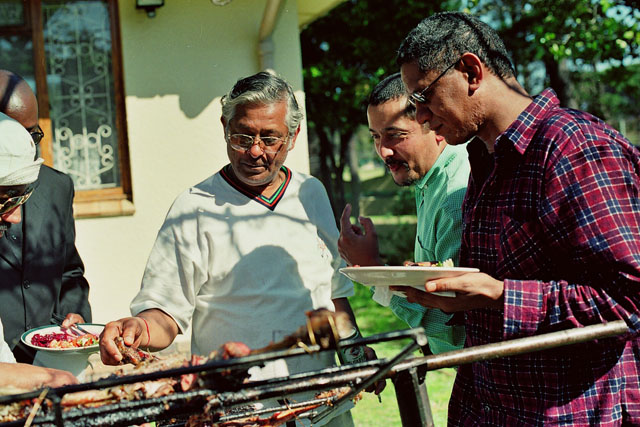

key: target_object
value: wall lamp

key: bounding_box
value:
[136,0,164,18]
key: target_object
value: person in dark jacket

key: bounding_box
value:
[0,112,78,388]
[0,70,91,363]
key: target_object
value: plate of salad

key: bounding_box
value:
[21,324,103,354]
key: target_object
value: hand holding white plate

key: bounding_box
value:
[339,266,480,298]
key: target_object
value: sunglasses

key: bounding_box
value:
[0,187,33,215]
[409,58,461,105]
[29,125,44,145]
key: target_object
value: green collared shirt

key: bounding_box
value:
[388,144,470,354]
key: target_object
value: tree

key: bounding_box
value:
[301,0,463,218]
[571,62,640,142]
[301,0,640,218]
[471,0,640,106]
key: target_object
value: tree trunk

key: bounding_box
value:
[332,129,347,220]
[315,128,336,210]
[544,56,576,108]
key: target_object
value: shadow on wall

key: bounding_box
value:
[122,0,302,119]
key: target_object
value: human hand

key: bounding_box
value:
[363,345,386,395]
[99,317,148,365]
[60,313,85,329]
[391,272,504,312]
[338,203,383,266]
[37,366,79,388]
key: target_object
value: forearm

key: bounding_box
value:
[332,297,384,394]
[0,363,77,389]
[100,308,180,365]
[518,142,640,335]
[137,309,180,350]
[504,277,640,338]
[388,295,465,354]
[332,298,359,337]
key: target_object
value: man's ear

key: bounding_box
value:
[288,126,301,151]
[459,52,483,92]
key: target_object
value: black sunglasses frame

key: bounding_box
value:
[0,186,34,215]
[29,125,44,145]
[409,58,462,105]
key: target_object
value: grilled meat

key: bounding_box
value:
[0,311,360,424]
[186,387,355,427]
[0,397,51,423]
[115,336,156,366]
[210,342,252,360]
[251,309,353,354]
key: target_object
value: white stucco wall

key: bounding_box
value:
[75,0,310,326]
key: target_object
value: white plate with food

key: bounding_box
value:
[21,323,103,354]
[339,265,479,297]
[21,323,104,378]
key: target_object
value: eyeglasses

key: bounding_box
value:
[29,125,44,145]
[0,187,33,215]
[226,133,290,154]
[409,58,461,105]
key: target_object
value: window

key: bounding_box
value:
[0,0,133,217]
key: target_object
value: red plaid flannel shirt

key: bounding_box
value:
[449,89,640,425]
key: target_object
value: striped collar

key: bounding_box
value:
[220,164,292,211]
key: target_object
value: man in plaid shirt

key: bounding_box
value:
[396,11,640,425]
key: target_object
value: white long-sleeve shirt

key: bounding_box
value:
[0,318,16,363]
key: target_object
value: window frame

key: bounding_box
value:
[0,0,134,218]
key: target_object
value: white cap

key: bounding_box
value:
[0,112,44,186]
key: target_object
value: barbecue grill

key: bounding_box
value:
[0,328,428,426]
[0,320,630,427]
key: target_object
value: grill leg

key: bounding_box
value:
[393,367,434,427]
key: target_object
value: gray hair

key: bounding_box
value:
[397,12,515,79]
[221,71,304,135]
[367,73,416,119]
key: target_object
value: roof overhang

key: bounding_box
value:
[297,0,346,29]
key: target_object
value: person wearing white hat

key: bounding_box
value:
[0,112,44,237]
[0,70,92,365]
[0,112,77,390]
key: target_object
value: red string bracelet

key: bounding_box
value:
[140,317,151,348]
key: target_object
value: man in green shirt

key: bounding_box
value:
[338,73,469,354]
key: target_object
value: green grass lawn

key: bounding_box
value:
[347,283,456,426]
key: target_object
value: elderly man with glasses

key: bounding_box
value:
[0,112,78,389]
[0,70,91,364]
[397,11,640,425]
[100,71,381,426]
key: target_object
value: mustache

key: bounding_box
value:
[385,158,408,168]
[241,161,267,167]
